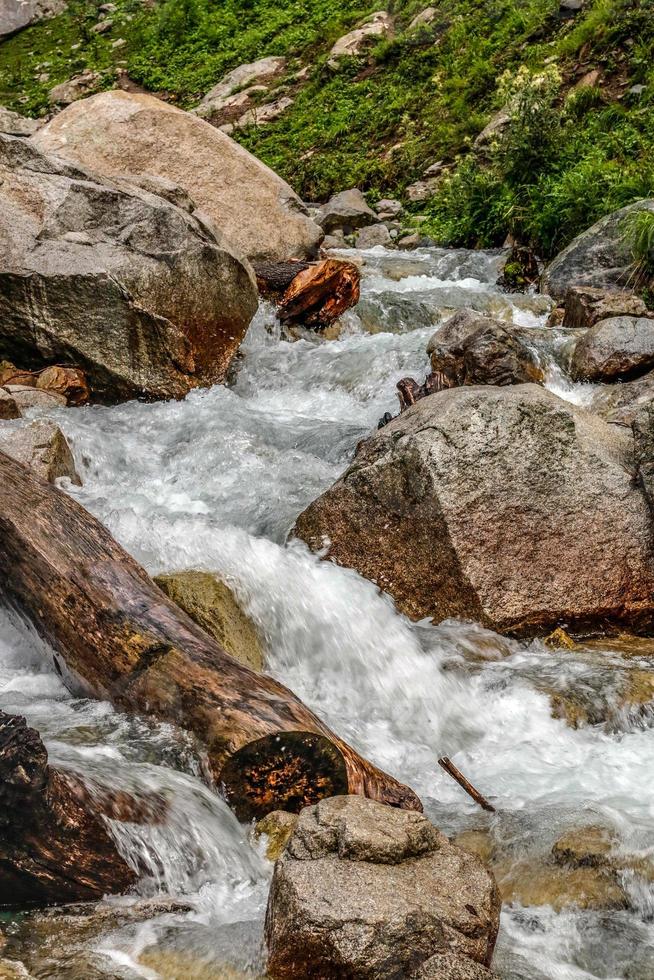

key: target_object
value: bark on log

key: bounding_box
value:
[0,452,420,821]
[278,259,360,330]
[252,260,312,297]
[0,710,137,907]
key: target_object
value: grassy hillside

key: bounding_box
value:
[1,0,653,257]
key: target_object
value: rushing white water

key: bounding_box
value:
[2,246,654,979]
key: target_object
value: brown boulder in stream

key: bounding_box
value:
[295,384,654,636]
[265,795,500,979]
[571,316,654,382]
[0,133,257,403]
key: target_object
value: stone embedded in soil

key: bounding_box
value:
[265,795,500,979]
[154,571,264,671]
[294,384,654,636]
[591,369,654,426]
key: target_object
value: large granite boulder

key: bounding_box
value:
[570,315,654,382]
[426,309,543,387]
[31,90,322,263]
[0,0,65,37]
[542,199,654,302]
[0,133,257,403]
[294,385,654,635]
[265,795,500,979]
[0,420,80,484]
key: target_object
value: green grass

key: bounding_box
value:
[1,0,653,258]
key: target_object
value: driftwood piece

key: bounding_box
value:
[0,710,137,907]
[438,757,496,813]
[0,453,421,821]
[278,259,361,330]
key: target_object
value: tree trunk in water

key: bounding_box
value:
[0,710,137,907]
[0,453,421,821]
[252,260,312,297]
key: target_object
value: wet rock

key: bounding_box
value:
[196,56,287,119]
[254,810,299,861]
[427,309,543,387]
[48,70,102,105]
[316,188,379,234]
[570,316,654,382]
[294,385,654,636]
[0,420,80,484]
[1,133,256,402]
[0,106,42,137]
[32,90,322,263]
[154,571,264,671]
[497,246,540,292]
[495,859,627,911]
[355,223,392,249]
[543,627,576,650]
[35,365,90,405]
[413,953,498,979]
[265,795,500,979]
[327,12,393,67]
[452,829,496,866]
[563,286,650,329]
[0,389,20,420]
[620,669,654,708]
[542,199,654,302]
[4,385,67,411]
[552,826,615,868]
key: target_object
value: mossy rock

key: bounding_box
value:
[154,571,264,671]
[253,809,299,861]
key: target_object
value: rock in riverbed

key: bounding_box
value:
[295,384,654,636]
[542,199,654,301]
[570,315,654,382]
[31,90,322,263]
[265,795,500,979]
[0,133,256,403]
[563,285,650,329]
[0,420,80,484]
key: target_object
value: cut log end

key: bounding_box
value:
[219,731,349,822]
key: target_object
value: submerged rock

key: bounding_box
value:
[495,859,627,912]
[427,309,543,387]
[154,571,264,671]
[570,316,654,382]
[254,810,299,861]
[294,385,654,636]
[0,133,256,403]
[552,826,615,868]
[0,420,80,484]
[265,795,500,979]
[32,90,322,263]
[542,199,654,302]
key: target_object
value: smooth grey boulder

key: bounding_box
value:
[0,0,65,37]
[570,316,654,382]
[426,309,543,386]
[265,795,500,979]
[32,90,322,263]
[294,385,654,635]
[0,133,257,403]
[0,420,80,484]
[317,188,379,234]
[542,200,654,302]
[355,224,392,249]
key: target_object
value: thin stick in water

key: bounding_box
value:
[438,756,496,812]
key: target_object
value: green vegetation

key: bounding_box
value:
[624,208,654,285]
[1,0,653,257]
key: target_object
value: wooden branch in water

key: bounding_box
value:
[0,710,137,907]
[0,452,421,823]
[438,757,496,813]
[252,260,313,297]
[278,259,360,330]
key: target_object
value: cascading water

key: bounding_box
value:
[2,246,654,979]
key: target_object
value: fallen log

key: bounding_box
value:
[278,259,360,329]
[252,260,313,298]
[0,452,421,821]
[438,757,495,813]
[0,710,137,906]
